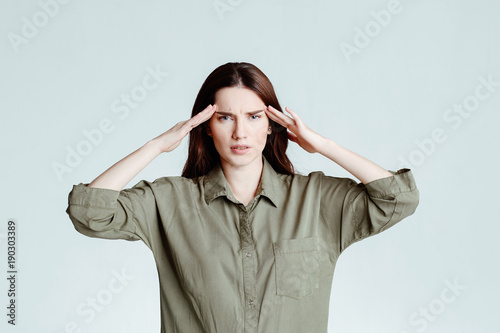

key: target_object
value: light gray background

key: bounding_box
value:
[1,0,499,332]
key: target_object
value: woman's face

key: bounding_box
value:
[208,87,271,170]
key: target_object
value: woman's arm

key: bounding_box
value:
[88,140,162,191]
[264,105,394,184]
[88,104,217,191]
[316,139,393,184]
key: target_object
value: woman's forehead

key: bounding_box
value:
[214,87,264,109]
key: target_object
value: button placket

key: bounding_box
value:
[239,207,258,332]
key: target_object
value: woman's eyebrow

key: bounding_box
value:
[215,110,264,116]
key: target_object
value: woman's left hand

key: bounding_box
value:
[264,105,327,154]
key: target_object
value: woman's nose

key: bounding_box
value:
[232,118,248,139]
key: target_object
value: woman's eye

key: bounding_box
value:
[218,115,260,121]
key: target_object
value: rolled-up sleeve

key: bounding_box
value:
[319,168,419,257]
[65,180,160,248]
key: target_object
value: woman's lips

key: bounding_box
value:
[231,146,250,154]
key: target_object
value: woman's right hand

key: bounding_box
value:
[151,104,217,153]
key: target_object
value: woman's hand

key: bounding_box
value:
[264,105,327,154]
[151,104,217,153]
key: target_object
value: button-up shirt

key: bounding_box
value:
[66,155,419,333]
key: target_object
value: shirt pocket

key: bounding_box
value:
[272,236,320,299]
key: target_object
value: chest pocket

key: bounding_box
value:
[272,236,320,299]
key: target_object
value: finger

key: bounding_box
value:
[185,114,203,129]
[200,104,215,117]
[267,105,294,128]
[265,107,288,127]
[198,105,216,121]
[264,107,283,124]
[264,108,288,128]
[284,107,302,125]
[288,131,298,143]
[188,105,215,127]
[269,105,294,125]
[199,104,215,115]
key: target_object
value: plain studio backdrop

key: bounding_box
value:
[1,0,498,332]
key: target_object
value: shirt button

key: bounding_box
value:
[248,299,255,305]
[245,252,252,257]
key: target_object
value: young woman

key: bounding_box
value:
[66,62,419,333]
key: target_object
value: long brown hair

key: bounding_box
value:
[181,62,295,179]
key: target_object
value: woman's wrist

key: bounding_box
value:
[145,139,164,156]
[316,137,340,159]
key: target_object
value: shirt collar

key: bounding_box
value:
[203,155,283,207]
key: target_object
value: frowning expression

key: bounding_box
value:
[207,87,271,170]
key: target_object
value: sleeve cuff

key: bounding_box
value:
[68,183,122,209]
[364,168,417,199]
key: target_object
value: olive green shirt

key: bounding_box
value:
[66,155,419,333]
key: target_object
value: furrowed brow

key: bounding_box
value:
[215,110,264,116]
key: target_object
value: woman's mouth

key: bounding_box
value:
[231,145,250,154]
